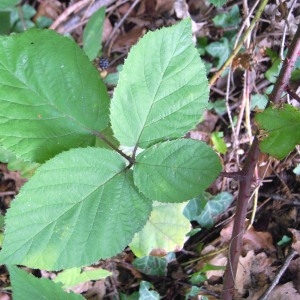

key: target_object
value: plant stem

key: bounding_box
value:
[209,0,268,87]
[92,131,133,163]
[268,25,300,106]
[221,24,300,300]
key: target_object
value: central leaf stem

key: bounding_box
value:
[92,131,134,164]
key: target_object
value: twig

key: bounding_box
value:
[209,0,269,86]
[0,191,16,196]
[221,24,300,300]
[105,0,141,48]
[259,249,297,300]
[222,137,261,300]
[268,25,300,106]
[286,86,300,104]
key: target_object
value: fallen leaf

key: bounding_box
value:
[289,229,300,254]
[220,220,276,252]
[111,27,145,53]
[268,282,300,300]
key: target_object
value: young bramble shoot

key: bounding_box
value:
[0,19,222,273]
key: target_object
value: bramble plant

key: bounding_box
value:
[0,19,223,296]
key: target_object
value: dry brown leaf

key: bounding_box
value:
[111,27,145,53]
[220,221,275,252]
[289,257,300,293]
[235,250,254,295]
[268,282,300,300]
[289,228,300,254]
[243,227,276,252]
[34,0,62,21]
[102,18,113,43]
[205,253,227,282]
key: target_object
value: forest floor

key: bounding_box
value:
[1,0,300,299]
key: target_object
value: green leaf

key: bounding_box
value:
[35,16,53,29]
[130,202,191,257]
[213,5,240,28]
[265,49,282,83]
[111,19,209,148]
[7,265,84,300]
[206,37,231,69]
[120,292,139,300]
[189,271,207,285]
[185,286,202,299]
[0,29,109,163]
[134,139,222,202]
[54,267,111,289]
[255,104,300,159]
[133,256,167,276]
[0,0,19,10]
[83,6,106,60]
[184,192,233,228]
[0,146,39,177]
[251,94,268,111]
[138,281,160,300]
[211,131,227,154]
[0,148,152,270]
[0,11,11,35]
[208,0,227,7]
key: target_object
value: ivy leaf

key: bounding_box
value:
[138,281,160,300]
[0,29,109,163]
[255,104,300,159]
[130,202,191,258]
[83,6,106,60]
[133,256,167,276]
[53,267,111,289]
[206,37,231,69]
[110,19,209,148]
[213,5,240,28]
[184,192,233,228]
[0,148,152,270]
[133,139,222,202]
[7,265,84,300]
[208,0,227,7]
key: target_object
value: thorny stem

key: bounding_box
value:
[209,0,268,87]
[221,24,300,300]
[92,131,134,163]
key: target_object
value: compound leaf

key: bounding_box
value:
[0,148,152,270]
[110,19,209,148]
[255,104,300,159]
[7,265,84,300]
[133,139,222,202]
[0,29,109,163]
[130,202,190,257]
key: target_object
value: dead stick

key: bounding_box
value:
[221,24,300,300]
[259,249,297,300]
